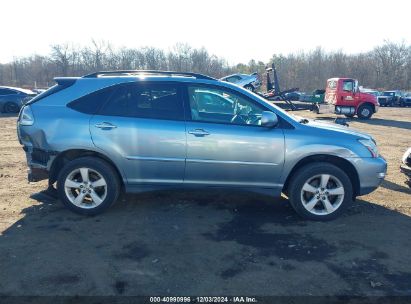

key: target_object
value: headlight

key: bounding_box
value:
[358,139,379,158]
[402,148,411,165]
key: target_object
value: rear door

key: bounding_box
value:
[90,82,186,185]
[184,84,285,189]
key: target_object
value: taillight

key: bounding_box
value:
[19,105,35,126]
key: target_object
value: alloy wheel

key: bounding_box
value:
[5,103,19,113]
[64,167,107,209]
[361,107,370,117]
[300,174,345,215]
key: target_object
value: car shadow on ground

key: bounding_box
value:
[381,179,411,194]
[1,190,411,296]
[355,118,411,130]
[0,113,18,118]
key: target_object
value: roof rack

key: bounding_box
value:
[82,70,216,80]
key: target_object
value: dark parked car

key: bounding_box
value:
[0,86,36,113]
[400,92,411,107]
[377,91,402,107]
[401,148,411,187]
[284,91,301,101]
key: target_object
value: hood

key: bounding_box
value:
[305,119,372,140]
[360,92,377,100]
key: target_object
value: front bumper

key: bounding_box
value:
[401,164,411,176]
[400,164,411,187]
[348,156,387,196]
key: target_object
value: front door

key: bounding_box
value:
[184,85,285,189]
[339,79,355,106]
[90,82,186,185]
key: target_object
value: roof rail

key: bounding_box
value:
[82,70,216,80]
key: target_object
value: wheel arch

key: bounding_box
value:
[283,154,360,198]
[49,149,125,187]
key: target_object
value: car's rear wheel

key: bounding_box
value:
[57,157,120,215]
[357,104,373,119]
[288,162,353,221]
[4,102,19,113]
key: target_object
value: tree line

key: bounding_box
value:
[0,40,410,92]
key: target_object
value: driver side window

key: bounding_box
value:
[342,80,354,92]
[187,86,264,126]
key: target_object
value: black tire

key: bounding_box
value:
[4,102,19,113]
[244,84,254,92]
[57,157,121,215]
[357,104,373,119]
[287,162,353,221]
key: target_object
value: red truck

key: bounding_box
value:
[322,78,379,119]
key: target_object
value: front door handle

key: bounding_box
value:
[95,122,117,129]
[188,128,210,137]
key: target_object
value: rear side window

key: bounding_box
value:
[68,86,116,114]
[98,83,184,120]
[327,80,337,89]
[28,79,76,105]
[0,89,15,95]
[342,80,354,91]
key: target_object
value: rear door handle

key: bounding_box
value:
[188,128,210,137]
[95,122,117,129]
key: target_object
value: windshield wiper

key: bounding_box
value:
[299,118,309,124]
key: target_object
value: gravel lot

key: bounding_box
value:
[0,107,410,297]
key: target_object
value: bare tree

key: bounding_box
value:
[1,40,410,91]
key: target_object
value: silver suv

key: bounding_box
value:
[18,70,387,220]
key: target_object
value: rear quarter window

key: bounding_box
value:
[67,86,117,114]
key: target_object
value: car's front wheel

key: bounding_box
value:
[57,157,121,215]
[288,162,353,221]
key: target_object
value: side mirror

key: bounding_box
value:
[261,111,279,128]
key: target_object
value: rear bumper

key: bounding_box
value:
[22,147,56,182]
[28,167,49,182]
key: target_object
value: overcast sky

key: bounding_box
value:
[1,0,410,64]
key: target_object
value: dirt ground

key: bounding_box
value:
[0,107,410,297]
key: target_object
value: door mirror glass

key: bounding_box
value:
[261,111,278,128]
